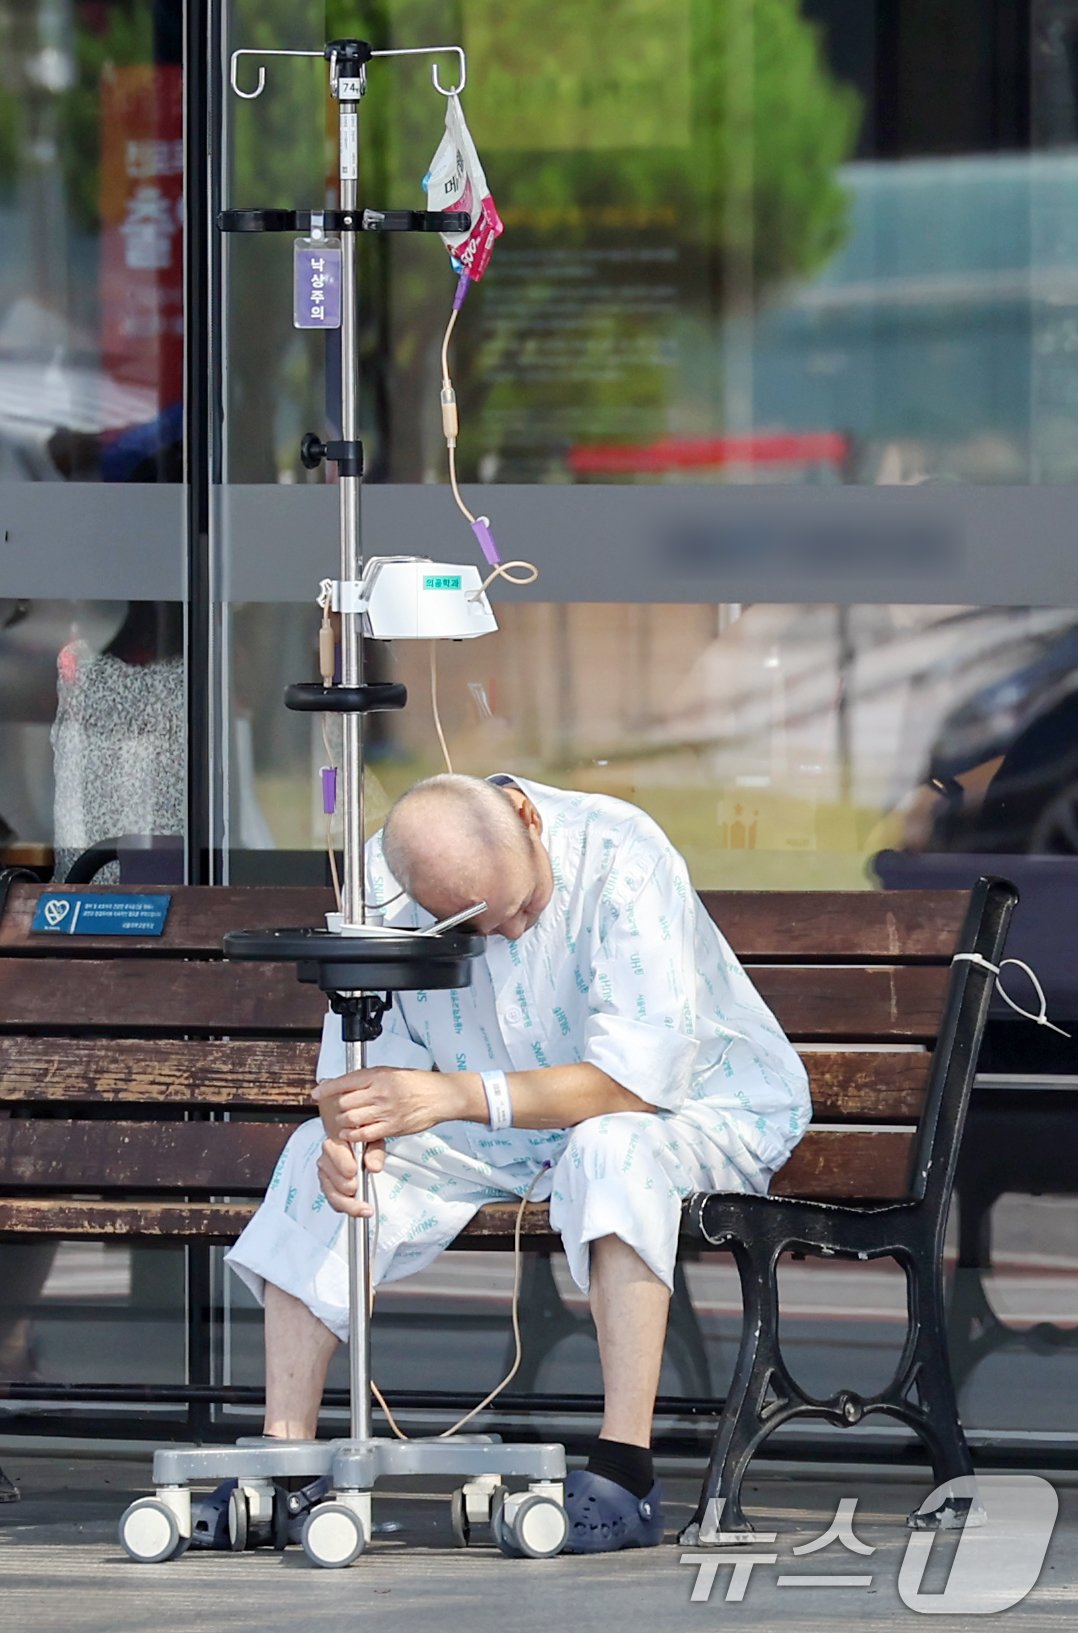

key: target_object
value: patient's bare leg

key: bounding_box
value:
[263,1282,339,1440]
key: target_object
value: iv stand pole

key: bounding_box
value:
[333,48,372,1448]
[123,42,570,1572]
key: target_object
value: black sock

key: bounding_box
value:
[585,1437,654,1499]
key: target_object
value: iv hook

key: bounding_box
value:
[369,44,466,97]
[229,47,325,101]
[431,48,467,96]
[230,43,466,101]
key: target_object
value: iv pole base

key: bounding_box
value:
[133,1438,568,1567]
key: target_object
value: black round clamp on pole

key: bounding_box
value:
[331,992,391,1044]
[324,38,374,74]
[284,682,408,715]
[301,432,363,478]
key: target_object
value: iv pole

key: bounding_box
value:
[332,39,373,1453]
[119,38,568,1572]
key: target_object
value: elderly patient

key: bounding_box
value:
[227,773,811,1552]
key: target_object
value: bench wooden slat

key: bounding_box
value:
[1,884,967,963]
[0,1125,914,1243]
[0,1197,256,1240]
[0,958,950,1041]
[799,1051,928,1120]
[699,890,966,961]
[0,1126,915,1243]
[0,1038,929,1121]
[0,1196,563,1241]
[0,1119,290,1192]
[0,1120,914,1202]
[0,1197,560,1242]
[0,959,325,1033]
[0,1038,320,1103]
[755,965,949,1041]
[773,1128,912,1201]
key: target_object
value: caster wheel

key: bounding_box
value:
[450,1488,471,1547]
[118,1498,188,1564]
[505,1494,569,1559]
[301,1503,367,1570]
[227,1487,248,1552]
[490,1486,521,1557]
[493,1492,568,1559]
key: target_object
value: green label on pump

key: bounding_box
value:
[423,574,462,591]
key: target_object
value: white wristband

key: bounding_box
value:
[480,1069,513,1131]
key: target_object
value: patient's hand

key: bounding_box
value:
[313,1065,457,1144]
[316,1135,386,1217]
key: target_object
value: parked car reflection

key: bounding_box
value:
[918,623,1078,854]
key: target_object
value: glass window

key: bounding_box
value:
[217,0,1078,490]
[226,598,1078,885]
[0,1,185,483]
[203,0,1078,1463]
[0,2,189,1424]
[0,2,187,883]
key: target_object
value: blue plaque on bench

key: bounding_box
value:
[30,892,172,937]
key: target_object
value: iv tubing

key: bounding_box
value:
[438,280,538,593]
[430,643,454,773]
[369,1164,547,1440]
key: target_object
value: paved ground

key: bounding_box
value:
[0,1452,1075,1631]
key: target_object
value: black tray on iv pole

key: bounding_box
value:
[223,926,483,997]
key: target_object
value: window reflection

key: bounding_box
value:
[227,601,1078,886]
[216,0,1078,487]
[0,1,183,483]
[0,598,185,880]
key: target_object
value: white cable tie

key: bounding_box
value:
[952,952,1072,1038]
[331,579,367,615]
[317,578,334,611]
[480,1069,513,1131]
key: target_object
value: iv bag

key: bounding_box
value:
[424,94,503,281]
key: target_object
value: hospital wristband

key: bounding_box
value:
[480,1069,513,1131]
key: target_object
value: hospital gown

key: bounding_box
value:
[226,776,812,1341]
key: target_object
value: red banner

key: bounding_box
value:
[99,64,184,410]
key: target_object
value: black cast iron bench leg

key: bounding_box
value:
[679,1231,784,1544]
[892,1244,981,1531]
[679,1213,984,1546]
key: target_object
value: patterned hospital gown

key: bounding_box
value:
[225,776,812,1339]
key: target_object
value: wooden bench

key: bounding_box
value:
[0,875,1015,1532]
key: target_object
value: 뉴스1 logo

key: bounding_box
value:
[680,1477,1058,1614]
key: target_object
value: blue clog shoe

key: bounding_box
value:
[187,1479,237,1549]
[563,1470,665,1553]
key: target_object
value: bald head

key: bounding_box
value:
[382,775,529,898]
[381,774,553,940]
